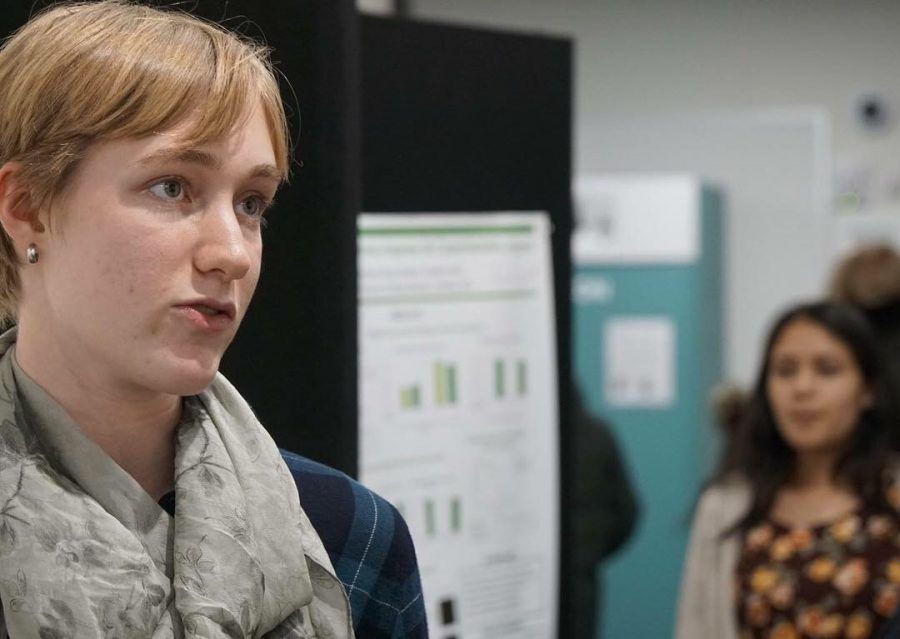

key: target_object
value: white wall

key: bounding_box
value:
[407,0,900,382]
[357,0,396,15]
[410,1,900,194]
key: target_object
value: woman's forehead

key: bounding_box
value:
[107,106,283,179]
[154,103,286,179]
[770,320,853,357]
[54,108,280,198]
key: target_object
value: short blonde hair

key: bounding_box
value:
[829,243,900,310]
[0,0,290,324]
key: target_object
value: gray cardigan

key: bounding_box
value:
[674,478,750,639]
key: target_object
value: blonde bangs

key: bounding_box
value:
[98,14,291,175]
[0,2,289,201]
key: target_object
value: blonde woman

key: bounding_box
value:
[0,2,426,637]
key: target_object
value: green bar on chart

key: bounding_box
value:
[400,386,421,409]
[450,497,462,533]
[517,360,527,396]
[434,362,445,405]
[447,365,457,404]
[494,359,505,398]
[425,499,437,536]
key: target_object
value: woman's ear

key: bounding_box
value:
[0,161,44,246]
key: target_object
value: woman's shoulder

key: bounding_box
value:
[278,449,429,638]
[699,474,750,505]
[693,475,751,534]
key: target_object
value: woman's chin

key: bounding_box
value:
[147,358,221,397]
[786,435,848,459]
[172,374,218,397]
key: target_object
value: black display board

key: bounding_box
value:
[197,0,362,478]
[0,0,361,476]
[359,16,574,638]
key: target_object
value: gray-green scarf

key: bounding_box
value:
[0,329,354,638]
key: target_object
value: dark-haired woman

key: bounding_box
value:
[675,301,900,639]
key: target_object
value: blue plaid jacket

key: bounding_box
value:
[280,450,429,638]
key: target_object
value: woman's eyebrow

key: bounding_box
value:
[139,147,219,169]
[137,148,283,182]
[251,163,284,183]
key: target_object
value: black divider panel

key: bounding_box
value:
[193,0,361,477]
[0,0,361,476]
[360,16,573,638]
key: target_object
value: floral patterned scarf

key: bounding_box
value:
[0,329,353,638]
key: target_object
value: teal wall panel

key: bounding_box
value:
[573,189,722,639]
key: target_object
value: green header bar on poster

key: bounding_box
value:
[359,225,533,236]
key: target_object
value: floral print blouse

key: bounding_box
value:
[735,487,900,639]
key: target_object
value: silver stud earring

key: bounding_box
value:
[25,243,38,264]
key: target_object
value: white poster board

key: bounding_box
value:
[572,174,701,264]
[358,212,559,639]
[603,316,676,408]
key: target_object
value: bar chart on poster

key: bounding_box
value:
[358,213,559,639]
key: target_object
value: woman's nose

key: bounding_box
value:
[193,202,253,281]
[791,368,816,394]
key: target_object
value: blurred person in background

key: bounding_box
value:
[676,301,900,639]
[830,243,900,404]
[566,384,639,639]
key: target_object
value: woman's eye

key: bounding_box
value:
[237,195,268,219]
[149,179,186,201]
[770,361,796,378]
[815,359,842,376]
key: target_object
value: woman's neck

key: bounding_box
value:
[13,325,181,500]
[770,450,858,528]
[66,395,181,500]
[790,449,842,489]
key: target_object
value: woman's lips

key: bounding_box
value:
[174,304,234,331]
[787,409,821,425]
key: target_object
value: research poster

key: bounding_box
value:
[603,316,676,409]
[358,213,559,639]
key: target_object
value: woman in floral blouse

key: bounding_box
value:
[676,301,900,639]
